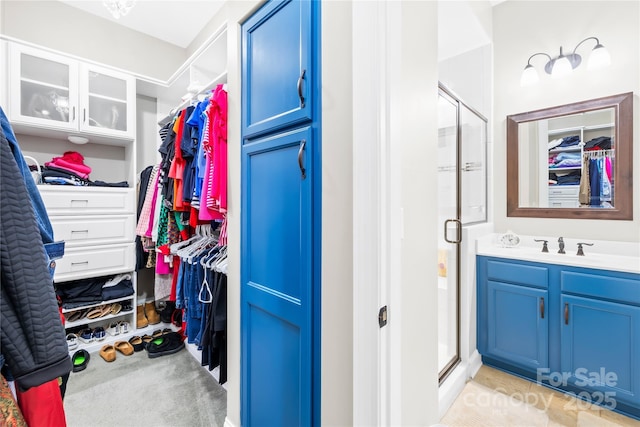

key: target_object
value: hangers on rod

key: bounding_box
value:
[583,148,614,159]
[157,72,228,126]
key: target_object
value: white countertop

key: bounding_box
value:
[476,234,640,275]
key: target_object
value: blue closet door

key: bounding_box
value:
[242,0,312,138]
[241,126,314,426]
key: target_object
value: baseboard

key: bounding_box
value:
[224,417,237,427]
[438,363,468,419]
[438,351,484,419]
[468,350,482,378]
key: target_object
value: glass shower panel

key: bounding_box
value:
[460,106,487,224]
[437,91,459,378]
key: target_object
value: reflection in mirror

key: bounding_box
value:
[507,92,633,220]
[518,108,615,208]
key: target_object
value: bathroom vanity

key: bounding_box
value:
[476,235,640,419]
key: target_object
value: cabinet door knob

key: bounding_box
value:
[540,297,545,319]
[564,303,569,325]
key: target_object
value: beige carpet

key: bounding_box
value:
[63,347,226,427]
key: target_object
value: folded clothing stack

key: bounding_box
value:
[56,274,134,309]
[45,151,92,179]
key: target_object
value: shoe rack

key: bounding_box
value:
[64,296,138,355]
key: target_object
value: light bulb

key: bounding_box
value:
[551,56,573,78]
[587,44,611,70]
[520,64,539,86]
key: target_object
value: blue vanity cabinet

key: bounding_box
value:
[477,255,640,419]
[477,258,550,372]
[486,281,549,371]
[560,270,640,410]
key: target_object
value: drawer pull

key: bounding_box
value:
[70,199,89,207]
[564,303,569,325]
[70,261,89,270]
[540,297,545,319]
[70,230,89,238]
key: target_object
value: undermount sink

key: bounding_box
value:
[476,234,640,274]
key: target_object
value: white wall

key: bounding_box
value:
[321,2,354,426]
[0,1,187,81]
[493,0,640,242]
[135,94,159,172]
[388,2,440,425]
[439,45,492,120]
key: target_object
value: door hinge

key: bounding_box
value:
[378,305,388,328]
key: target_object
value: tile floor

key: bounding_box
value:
[440,365,640,427]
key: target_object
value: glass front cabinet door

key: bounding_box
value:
[9,44,79,131]
[8,43,135,140]
[79,64,135,139]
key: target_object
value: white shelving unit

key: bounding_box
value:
[537,110,615,208]
[7,42,136,144]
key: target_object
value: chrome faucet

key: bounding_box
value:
[558,237,565,254]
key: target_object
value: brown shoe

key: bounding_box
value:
[114,341,135,356]
[144,301,161,325]
[99,345,116,362]
[136,304,148,329]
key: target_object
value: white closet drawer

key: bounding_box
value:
[53,243,135,283]
[50,215,135,247]
[548,198,580,208]
[548,185,579,197]
[39,186,135,215]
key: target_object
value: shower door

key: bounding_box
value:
[437,85,487,383]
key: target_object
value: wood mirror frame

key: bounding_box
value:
[506,92,633,220]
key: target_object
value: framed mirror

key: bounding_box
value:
[507,92,633,220]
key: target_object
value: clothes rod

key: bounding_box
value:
[158,71,228,126]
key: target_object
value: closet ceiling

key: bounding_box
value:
[57,0,224,48]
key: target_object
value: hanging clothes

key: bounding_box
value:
[0,117,72,399]
[588,158,601,206]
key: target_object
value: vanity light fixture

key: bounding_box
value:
[103,0,136,19]
[520,36,611,86]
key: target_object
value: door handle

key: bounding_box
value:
[443,219,461,244]
[564,303,569,325]
[540,297,545,319]
[297,69,306,108]
[72,106,76,121]
[298,139,306,180]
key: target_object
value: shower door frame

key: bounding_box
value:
[438,83,488,384]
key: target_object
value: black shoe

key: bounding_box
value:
[146,332,185,358]
[159,301,176,323]
[71,349,90,372]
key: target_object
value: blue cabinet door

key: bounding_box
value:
[241,126,314,426]
[242,0,313,138]
[486,280,549,371]
[561,294,640,408]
